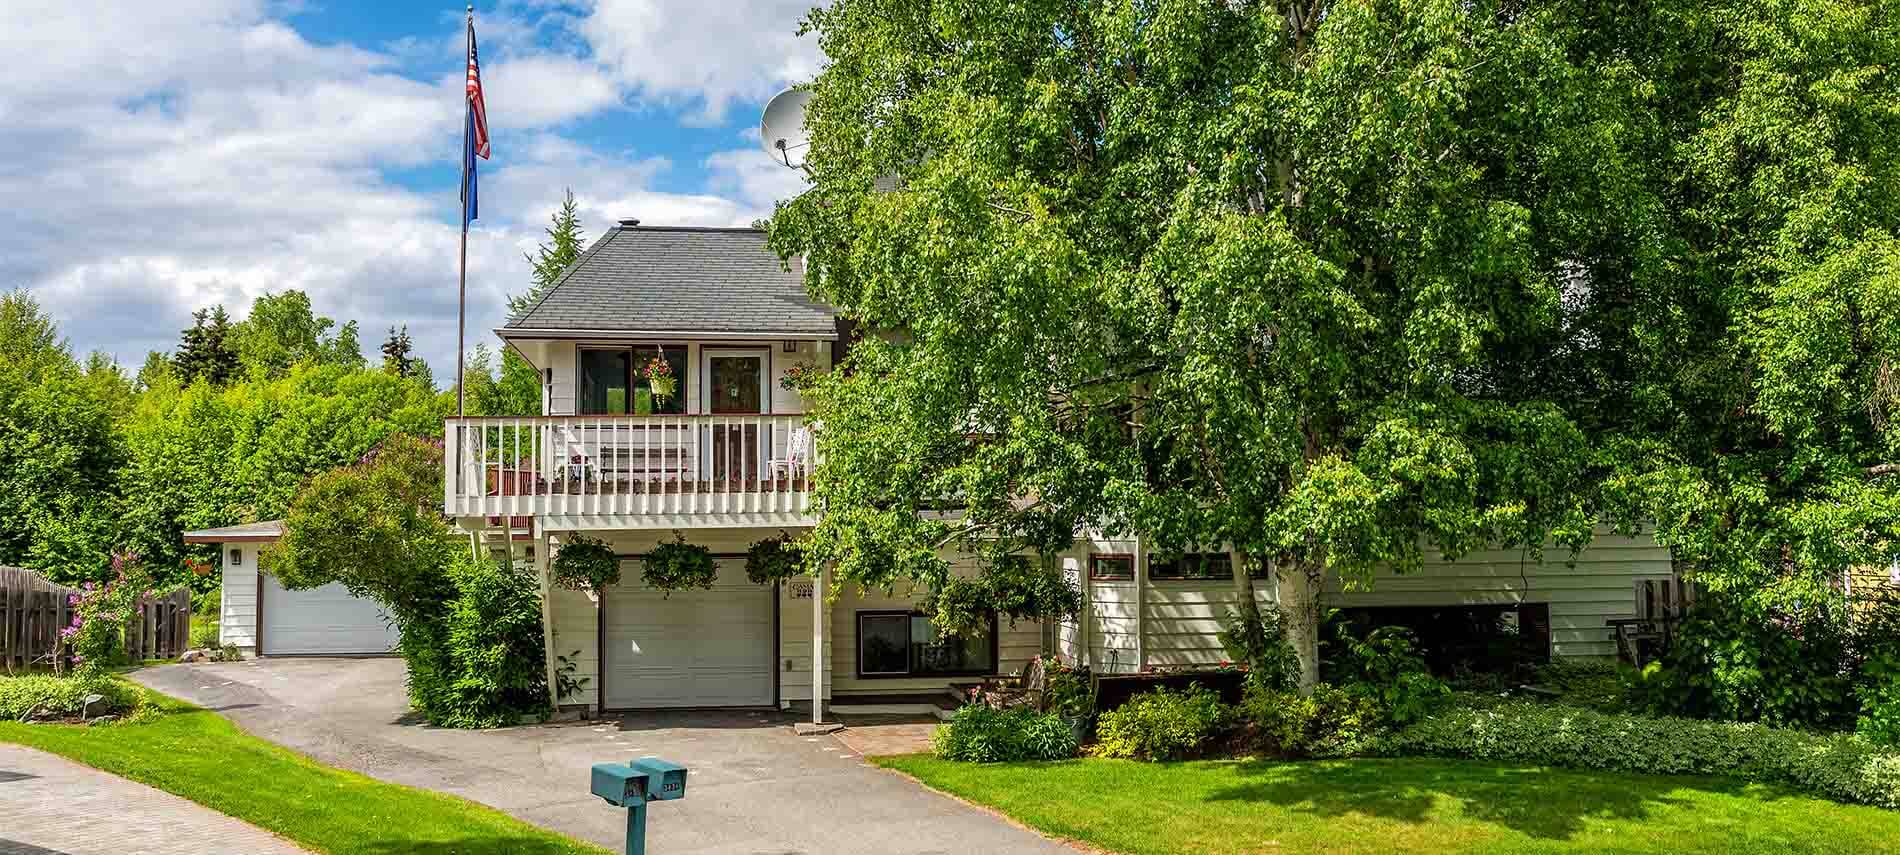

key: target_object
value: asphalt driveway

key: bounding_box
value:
[134,658,1072,855]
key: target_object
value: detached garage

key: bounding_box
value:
[184,521,399,657]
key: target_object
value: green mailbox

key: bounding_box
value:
[590,763,648,808]
[630,757,687,801]
[590,757,688,855]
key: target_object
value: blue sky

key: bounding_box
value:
[1,0,815,375]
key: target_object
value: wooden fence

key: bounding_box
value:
[1,566,192,672]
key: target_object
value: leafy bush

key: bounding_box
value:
[189,618,220,650]
[1531,659,1630,713]
[1640,590,1854,729]
[1855,597,1900,745]
[1094,685,1231,761]
[0,675,140,721]
[550,534,619,594]
[403,552,550,729]
[64,552,158,677]
[1219,605,1299,693]
[1243,682,1385,758]
[934,704,1078,762]
[1038,656,1093,718]
[1331,624,1450,725]
[1380,698,1900,809]
[642,532,715,595]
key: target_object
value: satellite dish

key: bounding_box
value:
[760,88,813,169]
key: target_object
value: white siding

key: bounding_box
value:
[1062,529,1672,669]
[825,562,1043,697]
[218,545,259,654]
[538,339,831,418]
[548,583,600,709]
[1327,531,1674,659]
[545,341,577,415]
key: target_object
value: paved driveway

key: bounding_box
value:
[134,658,1072,855]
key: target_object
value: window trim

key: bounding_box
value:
[1089,553,1135,581]
[854,609,998,680]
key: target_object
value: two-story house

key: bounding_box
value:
[442,219,1680,724]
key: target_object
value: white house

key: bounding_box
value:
[445,220,1676,723]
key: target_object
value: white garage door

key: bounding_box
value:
[603,560,773,709]
[261,574,400,655]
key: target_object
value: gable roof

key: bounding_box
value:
[501,224,836,339]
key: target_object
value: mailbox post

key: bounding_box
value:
[590,757,688,855]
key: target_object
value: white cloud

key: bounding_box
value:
[578,0,822,123]
[0,0,803,377]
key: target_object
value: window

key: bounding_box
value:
[1090,554,1134,581]
[579,346,689,415]
[579,348,630,415]
[856,611,996,678]
[1148,552,1233,581]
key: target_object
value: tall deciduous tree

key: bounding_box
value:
[771,0,1900,688]
[231,291,363,379]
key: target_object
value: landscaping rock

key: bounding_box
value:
[180,649,204,663]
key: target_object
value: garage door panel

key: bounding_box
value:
[262,575,399,656]
[604,561,773,709]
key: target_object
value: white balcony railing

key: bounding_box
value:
[443,415,815,520]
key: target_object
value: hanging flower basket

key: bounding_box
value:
[642,531,714,596]
[744,531,806,585]
[551,534,620,595]
[642,356,677,407]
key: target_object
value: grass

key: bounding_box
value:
[877,755,1900,855]
[0,689,606,855]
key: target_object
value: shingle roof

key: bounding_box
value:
[181,520,286,543]
[502,225,836,338]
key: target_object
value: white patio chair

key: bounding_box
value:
[768,425,812,480]
[557,424,599,488]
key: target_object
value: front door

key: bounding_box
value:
[702,350,766,483]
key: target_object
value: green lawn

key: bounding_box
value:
[0,691,606,855]
[878,755,1900,855]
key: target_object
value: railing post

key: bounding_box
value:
[443,419,461,517]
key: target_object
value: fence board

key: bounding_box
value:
[1,566,192,670]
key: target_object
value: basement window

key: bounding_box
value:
[856,611,996,679]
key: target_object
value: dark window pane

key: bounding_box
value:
[910,615,991,675]
[579,349,630,415]
[859,615,909,674]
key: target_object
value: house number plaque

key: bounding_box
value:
[788,579,814,599]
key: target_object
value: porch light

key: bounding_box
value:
[782,340,798,353]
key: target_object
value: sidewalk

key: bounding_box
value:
[0,743,309,855]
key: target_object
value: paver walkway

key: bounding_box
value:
[0,744,309,855]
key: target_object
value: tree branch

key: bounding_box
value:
[1869,463,1900,478]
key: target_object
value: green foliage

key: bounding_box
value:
[550,534,620,594]
[1530,660,1630,714]
[1638,591,1855,729]
[0,675,140,721]
[640,532,716,596]
[934,704,1078,763]
[923,558,1080,639]
[512,189,586,318]
[230,290,362,380]
[1038,655,1094,718]
[554,650,589,702]
[1243,682,1386,759]
[267,434,457,623]
[401,552,550,729]
[1330,625,1451,725]
[1220,606,1300,694]
[174,306,239,387]
[1383,699,1900,810]
[1093,686,1231,761]
[380,325,422,380]
[743,531,805,585]
[1855,598,1900,745]
[189,619,220,651]
[64,552,157,678]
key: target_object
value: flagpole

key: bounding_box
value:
[456,5,472,417]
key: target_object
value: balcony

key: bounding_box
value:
[443,415,816,525]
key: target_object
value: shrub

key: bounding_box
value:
[744,531,805,585]
[189,618,220,650]
[0,675,140,721]
[1243,682,1385,758]
[403,552,550,728]
[1219,605,1299,693]
[1641,590,1854,729]
[1094,685,1231,761]
[1854,596,1900,746]
[934,704,1078,762]
[1380,698,1900,809]
[1039,656,1093,718]
[1331,624,1449,725]
[64,552,158,677]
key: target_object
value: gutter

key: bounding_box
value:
[496,327,840,341]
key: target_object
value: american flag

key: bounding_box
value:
[465,16,489,160]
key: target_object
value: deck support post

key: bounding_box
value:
[812,562,827,724]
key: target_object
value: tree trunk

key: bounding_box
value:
[1228,547,1262,629]
[1276,560,1322,692]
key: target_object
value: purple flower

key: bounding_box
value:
[83,581,95,591]
[59,626,77,639]
[67,594,79,606]
[72,654,85,664]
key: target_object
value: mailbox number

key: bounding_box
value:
[661,781,681,794]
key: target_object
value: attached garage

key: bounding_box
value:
[601,560,774,709]
[185,521,399,658]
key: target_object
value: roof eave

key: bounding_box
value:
[497,326,840,341]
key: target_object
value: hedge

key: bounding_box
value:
[1380,699,1900,809]
[934,704,1077,762]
